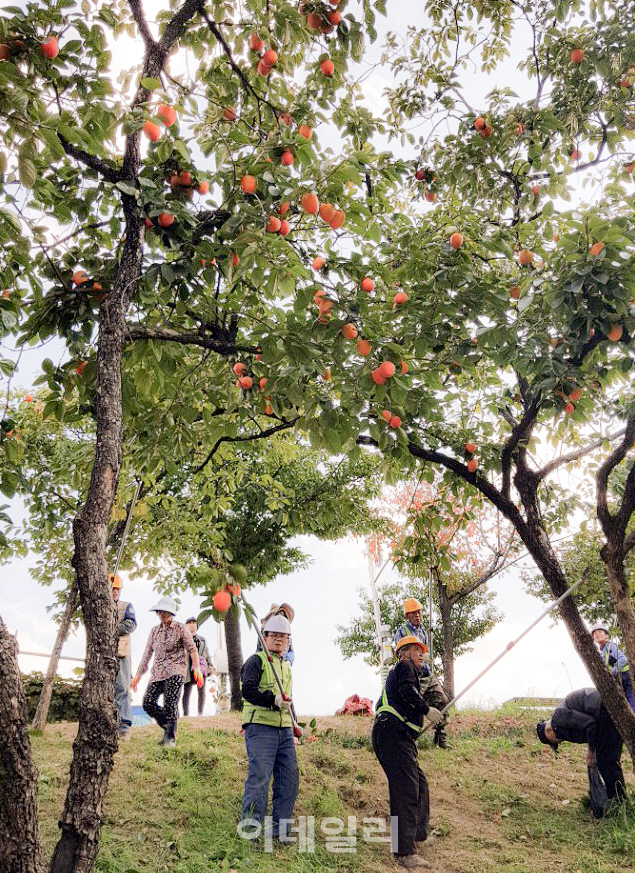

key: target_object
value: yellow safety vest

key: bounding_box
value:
[375,683,423,735]
[242,650,293,728]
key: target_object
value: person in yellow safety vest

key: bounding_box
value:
[393,597,451,749]
[111,573,136,741]
[591,625,635,710]
[373,635,443,870]
[240,614,299,843]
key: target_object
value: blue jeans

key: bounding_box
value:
[115,655,132,729]
[242,724,299,837]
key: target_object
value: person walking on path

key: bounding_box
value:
[536,688,627,817]
[373,635,443,869]
[240,614,299,842]
[591,625,635,711]
[393,597,451,749]
[111,572,136,740]
[182,617,211,716]
[131,596,202,747]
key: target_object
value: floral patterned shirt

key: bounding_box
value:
[138,620,200,682]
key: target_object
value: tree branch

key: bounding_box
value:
[537,428,627,483]
[56,134,123,184]
[500,392,540,500]
[128,0,156,50]
[193,418,299,476]
[596,406,635,534]
[125,323,256,354]
[357,434,526,535]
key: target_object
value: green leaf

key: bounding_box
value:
[18,156,36,189]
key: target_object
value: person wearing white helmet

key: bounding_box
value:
[131,596,203,747]
[240,613,299,842]
[373,635,443,869]
[257,603,295,664]
[590,624,635,711]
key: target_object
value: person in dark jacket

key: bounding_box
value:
[536,688,626,814]
[393,597,450,748]
[181,618,211,716]
[591,625,635,711]
[240,614,299,842]
[372,635,443,869]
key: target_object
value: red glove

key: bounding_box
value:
[193,670,204,689]
[131,676,139,693]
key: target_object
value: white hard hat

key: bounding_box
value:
[590,624,609,635]
[263,614,291,635]
[150,595,177,615]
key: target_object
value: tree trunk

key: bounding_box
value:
[32,582,79,731]
[436,578,455,701]
[0,615,45,873]
[514,472,635,763]
[225,608,243,711]
[49,203,143,873]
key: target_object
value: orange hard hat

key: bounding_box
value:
[395,635,428,655]
[403,597,423,615]
[109,572,123,589]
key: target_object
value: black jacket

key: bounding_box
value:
[241,653,277,709]
[376,660,432,729]
[551,688,605,748]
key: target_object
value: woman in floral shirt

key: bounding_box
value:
[131,596,202,747]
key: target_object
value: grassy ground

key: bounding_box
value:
[32,705,635,872]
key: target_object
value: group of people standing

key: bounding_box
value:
[113,577,634,865]
[237,596,448,869]
[111,577,211,746]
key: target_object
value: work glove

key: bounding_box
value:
[274,693,292,712]
[193,670,204,689]
[426,706,443,726]
[131,675,139,693]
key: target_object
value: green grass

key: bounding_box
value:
[31,709,635,873]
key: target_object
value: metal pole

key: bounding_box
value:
[112,479,142,578]
[19,650,85,663]
[368,553,385,663]
[423,576,585,727]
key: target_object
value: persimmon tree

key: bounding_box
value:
[351,0,635,760]
[337,481,513,697]
[0,0,392,869]
[4,0,635,870]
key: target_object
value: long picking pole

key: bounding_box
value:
[247,602,303,738]
[423,576,585,727]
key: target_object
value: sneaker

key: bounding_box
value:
[118,729,131,742]
[395,855,431,869]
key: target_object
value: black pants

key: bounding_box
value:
[182,678,206,716]
[372,714,429,856]
[596,705,626,801]
[143,675,183,726]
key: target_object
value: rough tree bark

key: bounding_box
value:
[48,3,205,871]
[32,582,80,731]
[225,607,244,711]
[436,580,455,701]
[0,615,45,873]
